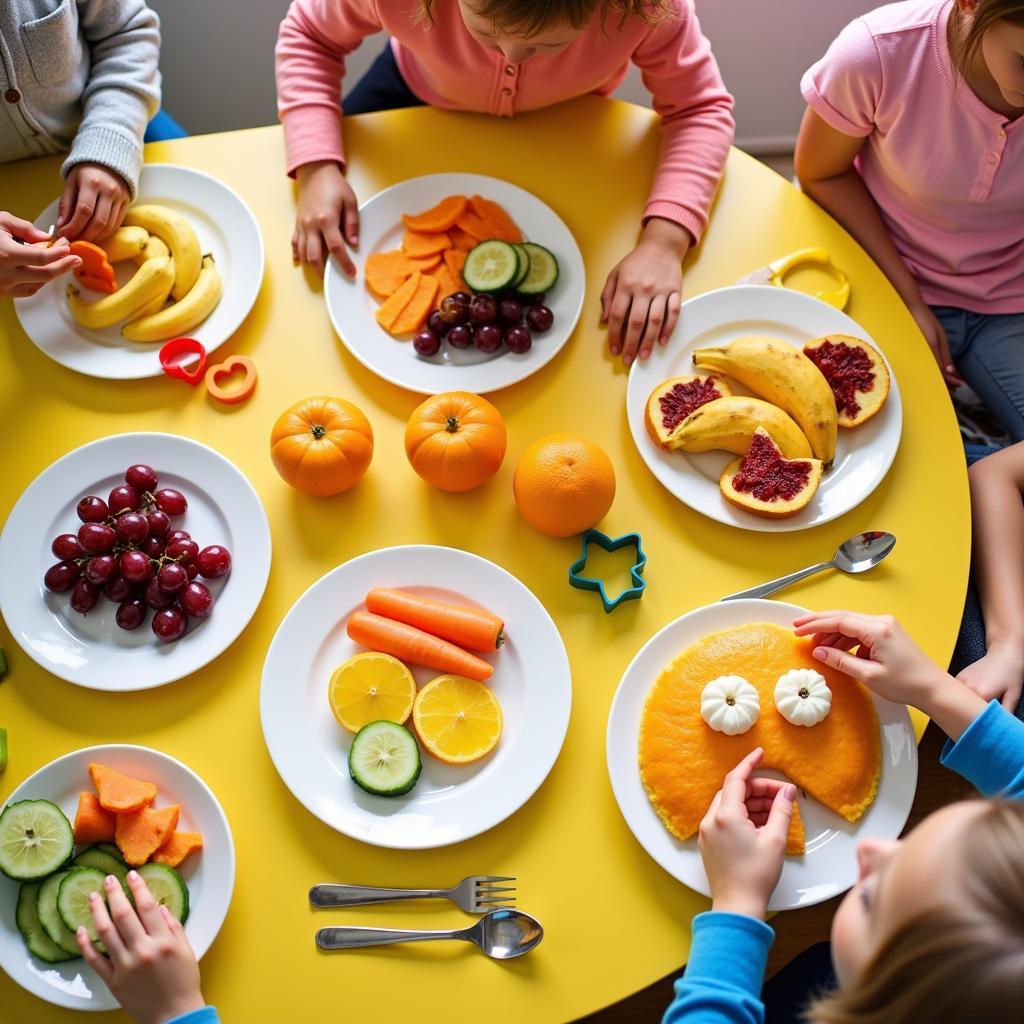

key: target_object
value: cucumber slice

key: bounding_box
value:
[37,870,83,956]
[94,842,126,864]
[510,244,530,287]
[463,240,519,293]
[73,846,129,892]
[18,881,77,963]
[136,863,189,925]
[517,243,558,295]
[0,799,74,880]
[349,721,421,797]
[57,867,108,947]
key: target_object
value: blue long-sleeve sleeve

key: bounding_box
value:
[662,912,774,1024]
[166,1009,219,1024]
[941,700,1024,796]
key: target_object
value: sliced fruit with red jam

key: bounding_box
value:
[802,334,890,428]
[644,375,731,449]
[720,428,823,519]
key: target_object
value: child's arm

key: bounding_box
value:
[958,445,1024,711]
[606,0,733,367]
[57,0,160,242]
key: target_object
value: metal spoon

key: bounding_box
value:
[720,531,896,602]
[315,908,543,959]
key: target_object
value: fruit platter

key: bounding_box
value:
[626,285,903,532]
[325,172,584,395]
[13,164,264,381]
[260,545,571,849]
[0,432,271,690]
[605,598,917,910]
[0,745,234,1012]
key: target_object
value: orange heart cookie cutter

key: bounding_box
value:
[205,354,257,405]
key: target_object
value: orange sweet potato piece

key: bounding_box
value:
[115,804,180,866]
[405,253,442,272]
[468,195,523,243]
[152,831,204,868]
[402,195,468,234]
[89,763,157,813]
[428,264,461,301]
[375,272,421,332]
[402,229,451,258]
[365,250,412,299]
[443,249,468,286]
[447,227,478,251]
[454,211,493,241]
[391,274,440,335]
[73,791,116,845]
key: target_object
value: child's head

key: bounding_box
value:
[810,800,1024,1023]
[950,0,1024,108]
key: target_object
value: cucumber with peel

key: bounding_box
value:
[74,846,129,894]
[57,867,108,949]
[137,862,189,925]
[516,242,558,295]
[0,799,74,880]
[463,240,520,294]
[510,244,530,287]
[37,870,83,956]
[18,881,78,963]
[349,721,421,797]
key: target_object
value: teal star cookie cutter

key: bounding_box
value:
[568,529,647,613]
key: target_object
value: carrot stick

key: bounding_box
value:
[364,588,505,652]
[347,611,494,681]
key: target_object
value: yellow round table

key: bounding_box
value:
[0,97,969,1023]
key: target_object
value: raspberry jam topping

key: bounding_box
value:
[732,432,812,502]
[805,340,875,417]
[658,378,722,431]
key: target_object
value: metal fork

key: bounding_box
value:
[308,876,516,915]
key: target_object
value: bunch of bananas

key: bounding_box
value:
[66,204,223,342]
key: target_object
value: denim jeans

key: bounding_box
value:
[344,44,425,115]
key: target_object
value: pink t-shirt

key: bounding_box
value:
[276,0,734,242]
[802,0,1024,314]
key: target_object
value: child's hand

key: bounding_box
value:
[58,163,131,243]
[293,160,359,278]
[957,642,1024,713]
[77,871,205,1024]
[907,299,964,390]
[0,212,80,297]
[698,747,795,920]
[601,218,689,367]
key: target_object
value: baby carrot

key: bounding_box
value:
[364,588,505,652]
[347,611,494,681]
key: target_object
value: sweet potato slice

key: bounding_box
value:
[375,272,421,332]
[115,804,180,866]
[454,211,493,241]
[89,763,157,813]
[447,227,478,251]
[405,253,442,272]
[365,250,413,299]
[443,249,468,286]
[468,195,523,243]
[74,791,116,845]
[152,831,204,868]
[402,195,467,234]
[402,229,451,258]
[428,264,461,301]
[391,274,440,335]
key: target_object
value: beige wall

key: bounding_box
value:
[150,0,877,151]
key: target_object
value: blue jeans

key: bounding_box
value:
[933,306,1024,441]
[344,44,425,115]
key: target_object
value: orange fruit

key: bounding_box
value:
[513,433,616,537]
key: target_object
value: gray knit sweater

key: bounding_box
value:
[0,0,161,197]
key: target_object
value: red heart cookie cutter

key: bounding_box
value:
[159,337,208,385]
[205,354,257,405]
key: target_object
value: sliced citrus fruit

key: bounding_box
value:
[328,652,416,733]
[412,674,503,764]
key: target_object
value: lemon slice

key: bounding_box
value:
[328,652,416,733]
[412,674,503,764]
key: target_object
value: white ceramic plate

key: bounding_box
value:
[324,173,584,395]
[260,545,572,849]
[606,599,917,911]
[626,286,903,532]
[0,432,271,691]
[14,164,264,380]
[0,744,234,1012]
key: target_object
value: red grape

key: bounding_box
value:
[185,563,199,581]
[427,311,451,338]
[520,291,545,306]
[498,298,523,326]
[504,325,532,354]
[103,576,136,602]
[44,561,81,593]
[51,534,83,560]
[125,464,158,492]
[154,488,188,516]
[146,510,171,538]
[157,562,188,593]
[166,529,191,545]
[474,324,503,353]
[116,598,146,631]
[115,512,149,545]
[439,294,470,326]
[85,554,119,585]
[77,496,109,523]
[179,581,214,618]
[469,294,498,325]
[120,550,153,583]
[78,523,116,554]
[143,577,176,610]
[141,537,165,559]
[447,324,473,349]
[413,330,441,357]
[108,485,139,514]
[196,545,232,579]
[526,305,554,332]
[70,579,100,614]
[451,291,472,305]
[152,606,187,642]
[166,538,198,564]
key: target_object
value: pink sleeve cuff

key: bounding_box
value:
[800,72,874,139]
[643,201,705,245]
[283,104,346,178]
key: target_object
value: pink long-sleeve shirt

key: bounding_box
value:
[276,0,734,242]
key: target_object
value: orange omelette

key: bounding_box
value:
[639,622,881,855]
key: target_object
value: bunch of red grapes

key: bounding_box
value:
[414,290,554,358]
[43,464,232,643]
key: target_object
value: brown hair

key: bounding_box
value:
[419,0,671,36]
[948,0,1024,75]
[806,801,1024,1024]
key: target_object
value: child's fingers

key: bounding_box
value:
[105,874,147,946]
[639,294,667,360]
[77,193,116,244]
[160,903,192,951]
[793,611,877,643]
[761,783,797,845]
[125,870,169,937]
[17,254,81,281]
[323,222,354,278]
[0,213,49,241]
[343,199,360,248]
[747,777,787,801]
[812,643,877,681]
[599,270,618,325]
[660,290,681,344]
[606,290,631,358]
[15,240,72,266]
[87,890,128,963]
[304,231,325,277]
[76,926,115,985]
[60,185,98,241]
[1001,685,1022,714]
[721,747,764,806]
[620,296,650,367]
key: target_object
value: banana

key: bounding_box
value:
[133,234,170,266]
[123,203,201,300]
[693,337,838,466]
[129,256,175,320]
[101,226,150,263]
[668,396,812,460]
[66,256,175,331]
[122,254,222,342]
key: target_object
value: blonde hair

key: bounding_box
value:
[949,0,1024,75]
[807,801,1024,1024]
[419,0,671,35]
